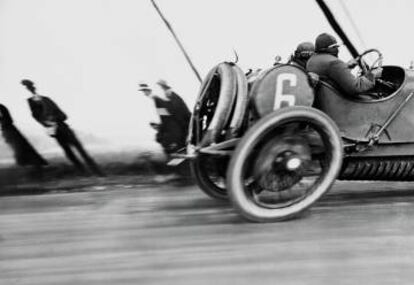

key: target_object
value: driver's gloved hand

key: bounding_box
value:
[371,67,383,79]
[347,58,358,69]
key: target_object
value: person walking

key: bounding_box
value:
[156,79,191,151]
[139,82,189,156]
[0,103,47,168]
[20,79,104,176]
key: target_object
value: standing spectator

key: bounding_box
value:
[20,79,104,176]
[139,82,189,156]
[156,79,191,151]
[0,103,47,168]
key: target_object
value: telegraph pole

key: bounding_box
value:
[150,0,202,83]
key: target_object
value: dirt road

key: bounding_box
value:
[1,180,414,284]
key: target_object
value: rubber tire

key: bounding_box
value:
[227,106,343,222]
[227,64,249,137]
[197,62,237,146]
[188,62,243,200]
[190,155,228,200]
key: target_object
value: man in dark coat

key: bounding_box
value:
[0,103,47,167]
[139,82,190,156]
[156,79,191,149]
[20,79,104,176]
[307,33,381,97]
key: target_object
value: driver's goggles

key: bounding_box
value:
[327,43,343,49]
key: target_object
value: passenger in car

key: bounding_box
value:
[288,42,315,70]
[306,33,382,97]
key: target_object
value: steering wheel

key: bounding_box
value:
[355,48,383,75]
[355,49,397,95]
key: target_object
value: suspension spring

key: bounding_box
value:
[339,156,414,181]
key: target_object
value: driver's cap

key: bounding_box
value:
[295,42,315,58]
[315,33,337,52]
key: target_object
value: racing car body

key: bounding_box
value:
[187,57,414,222]
[317,66,414,145]
[182,0,414,222]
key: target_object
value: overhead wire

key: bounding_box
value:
[337,0,367,50]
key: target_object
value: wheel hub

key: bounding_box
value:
[285,156,302,171]
[252,135,311,192]
[273,151,303,171]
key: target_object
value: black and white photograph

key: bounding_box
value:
[2,0,414,284]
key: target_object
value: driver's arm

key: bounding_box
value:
[346,58,370,74]
[346,58,358,69]
[328,60,375,96]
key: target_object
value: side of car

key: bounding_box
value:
[188,53,414,222]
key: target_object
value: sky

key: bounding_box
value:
[1,0,414,152]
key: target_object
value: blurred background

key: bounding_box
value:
[0,0,413,164]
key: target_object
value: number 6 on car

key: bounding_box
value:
[251,65,315,117]
[274,73,297,109]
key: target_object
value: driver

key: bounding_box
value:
[288,42,315,70]
[306,33,382,97]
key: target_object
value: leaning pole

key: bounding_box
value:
[315,0,360,58]
[150,0,202,83]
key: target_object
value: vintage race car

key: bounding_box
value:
[187,48,414,222]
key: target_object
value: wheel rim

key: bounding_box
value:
[228,107,343,221]
[193,73,221,144]
[243,122,329,209]
[191,154,228,199]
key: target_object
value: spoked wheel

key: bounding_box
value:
[190,154,228,200]
[227,106,343,222]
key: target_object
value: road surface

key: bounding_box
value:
[1,179,414,284]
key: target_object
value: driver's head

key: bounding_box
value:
[294,42,315,61]
[315,33,340,57]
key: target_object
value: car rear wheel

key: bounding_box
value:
[227,106,343,222]
[190,154,228,200]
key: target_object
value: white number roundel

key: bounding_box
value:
[273,73,297,109]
